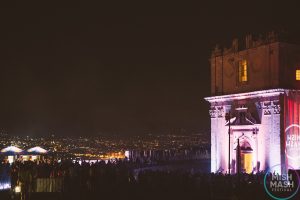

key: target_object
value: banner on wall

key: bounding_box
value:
[284,91,300,170]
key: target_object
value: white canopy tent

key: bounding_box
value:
[0,146,23,153]
[27,146,48,154]
[0,146,23,164]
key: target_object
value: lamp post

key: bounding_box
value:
[225,111,231,174]
[236,138,241,176]
[236,133,244,181]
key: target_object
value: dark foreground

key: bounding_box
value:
[0,160,296,200]
[0,175,273,200]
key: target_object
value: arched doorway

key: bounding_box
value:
[236,140,253,173]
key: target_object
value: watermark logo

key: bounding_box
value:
[285,124,300,161]
[264,164,300,200]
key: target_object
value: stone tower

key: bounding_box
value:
[205,32,300,174]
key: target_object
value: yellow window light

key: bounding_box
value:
[239,60,248,82]
[296,70,300,80]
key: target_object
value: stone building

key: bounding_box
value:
[205,32,300,174]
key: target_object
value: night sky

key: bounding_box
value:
[0,2,299,136]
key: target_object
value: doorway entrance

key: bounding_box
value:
[236,139,253,174]
[241,152,253,173]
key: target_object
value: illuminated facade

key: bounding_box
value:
[205,32,300,174]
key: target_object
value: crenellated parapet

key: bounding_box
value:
[211,31,286,58]
[209,106,225,118]
[258,100,281,115]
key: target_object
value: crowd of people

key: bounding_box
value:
[0,159,291,200]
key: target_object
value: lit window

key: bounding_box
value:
[296,70,300,80]
[239,60,248,82]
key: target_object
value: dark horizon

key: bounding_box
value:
[0,2,300,136]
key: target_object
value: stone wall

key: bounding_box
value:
[206,90,284,173]
[210,36,300,96]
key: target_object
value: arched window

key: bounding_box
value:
[238,60,248,82]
